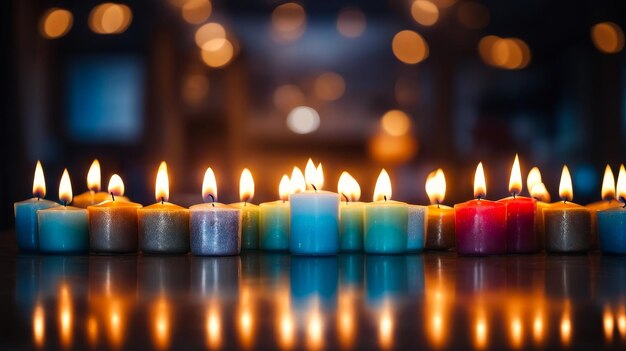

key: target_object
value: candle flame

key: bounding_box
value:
[559,165,573,202]
[315,163,325,190]
[279,175,291,201]
[202,167,217,203]
[239,168,255,203]
[87,159,101,192]
[304,159,324,190]
[601,164,616,201]
[508,154,522,195]
[617,164,626,203]
[425,168,446,205]
[155,161,170,203]
[33,160,46,198]
[59,168,73,205]
[530,183,551,202]
[373,169,392,201]
[108,174,125,197]
[338,171,361,202]
[291,166,306,193]
[527,167,542,197]
[474,162,486,199]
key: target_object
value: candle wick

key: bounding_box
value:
[436,200,440,209]
[621,197,626,208]
[161,197,165,205]
[341,193,349,204]
[312,184,317,192]
[111,192,116,202]
[63,200,67,207]
[384,195,387,202]
[512,192,517,199]
[209,194,215,207]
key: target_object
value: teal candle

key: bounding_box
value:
[230,202,259,250]
[259,200,290,251]
[340,202,364,252]
[407,205,426,252]
[37,169,89,253]
[289,190,340,255]
[598,206,626,254]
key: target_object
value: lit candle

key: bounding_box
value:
[38,169,89,253]
[454,162,507,255]
[527,167,551,250]
[259,174,292,251]
[138,161,190,254]
[598,164,626,254]
[190,167,242,256]
[229,169,259,250]
[364,169,408,254]
[73,160,119,208]
[498,155,538,253]
[289,159,340,255]
[586,165,621,248]
[424,168,455,250]
[338,172,364,252]
[544,165,592,253]
[88,174,142,253]
[14,161,59,251]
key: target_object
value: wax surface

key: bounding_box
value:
[14,198,59,251]
[88,200,142,253]
[230,202,259,250]
[499,196,537,253]
[138,202,190,254]
[454,199,507,255]
[289,191,340,255]
[364,200,408,254]
[190,203,242,256]
[544,202,591,253]
[598,207,626,254]
[340,202,364,252]
[407,205,426,253]
[72,191,112,208]
[587,200,622,249]
[259,201,290,251]
[38,206,89,253]
[424,204,455,250]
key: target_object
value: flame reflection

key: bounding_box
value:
[206,305,221,349]
[59,284,73,348]
[33,304,45,348]
[151,297,171,350]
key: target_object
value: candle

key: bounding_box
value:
[259,174,291,251]
[38,169,89,253]
[364,169,408,254]
[454,162,507,255]
[88,174,142,253]
[229,169,259,250]
[138,161,190,254]
[527,167,552,250]
[73,159,117,208]
[498,155,538,253]
[289,159,340,255]
[544,165,592,253]
[338,171,364,252]
[424,168,455,250]
[14,161,60,251]
[586,165,622,248]
[190,167,242,256]
[598,164,626,254]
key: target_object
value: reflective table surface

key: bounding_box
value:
[1,234,626,350]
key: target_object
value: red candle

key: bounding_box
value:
[498,154,538,253]
[455,162,507,255]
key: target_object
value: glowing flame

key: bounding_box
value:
[559,165,573,202]
[509,154,522,195]
[33,304,45,347]
[601,165,616,201]
[617,164,626,203]
[33,161,46,198]
[474,162,486,199]
[604,307,614,341]
[373,169,392,201]
[279,175,291,201]
[206,308,221,349]
[202,167,217,203]
[527,167,542,196]
[560,314,571,346]
[425,168,446,205]
[530,183,551,202]
[239,168,255,203]
[379,309,394,349]
[59,169,73,205]
[155,161,170,203]
[338,171,361,202]
[291,166,306,193]
[87,159,101,192]
[108,174,125,197]
[304,159,324,190]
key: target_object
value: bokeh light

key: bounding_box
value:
[182,74,209,104]
[313,72,345,101]
[479,36,531,70]
[274,85,306,113]
[89,3,133,34]
[392,30,429,64]
[40,8,73,39]
[337,7,366,38]
[457,1,490,29]
[195,23,226,50]
[591,22,624,54]
[381,110,411,136]
[200,39,234,68]
[272,2,306,42]
[181,0,212,24]
[286,106,320,134]
[411,1,439,27]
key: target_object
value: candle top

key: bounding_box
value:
[143,201,186,210]
[455,198,506,208]
[190,202,239,212]
[230,202,259,208]
[548,201,586,210]
[89,200,142,209]
[39,205,87,212]
[259,200,290,206]
[367,199,407,206]
[499,195,535,202]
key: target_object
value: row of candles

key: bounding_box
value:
[14,155,626,256]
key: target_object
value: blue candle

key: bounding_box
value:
[37,169,89,253]
[598,165,626,254]
[338,171,364,252]
[407,205,426,253]
[14,161,59,251]
[259,175,291,251]
[364,170,408,254]
[289,161,340,255]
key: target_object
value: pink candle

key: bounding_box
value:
[455,162,507,255]
[498,155,537,253]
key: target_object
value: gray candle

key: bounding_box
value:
[407,205,426,252]
[138,203,190,254]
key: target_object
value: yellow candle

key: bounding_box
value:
[229,168,259,250]
[424,169,455,250]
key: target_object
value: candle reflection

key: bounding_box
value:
[603,306,614,341]
[87,316,98,347]
[276,291,294,350]
[206,306,221,349]
[424,257,452,348]
[238,286,255,348]
[560,313,572,346]
[307,307,324,350]
[378,305,394,350]
[108,300,124,347]
[59,284,73,348]
[510,316,523,348]
[618,307,626,339]
[532,312,545,344]
[474,310,488,349]
[151,297,170,350]
[33,304,45,348]
[337,289,355,349]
